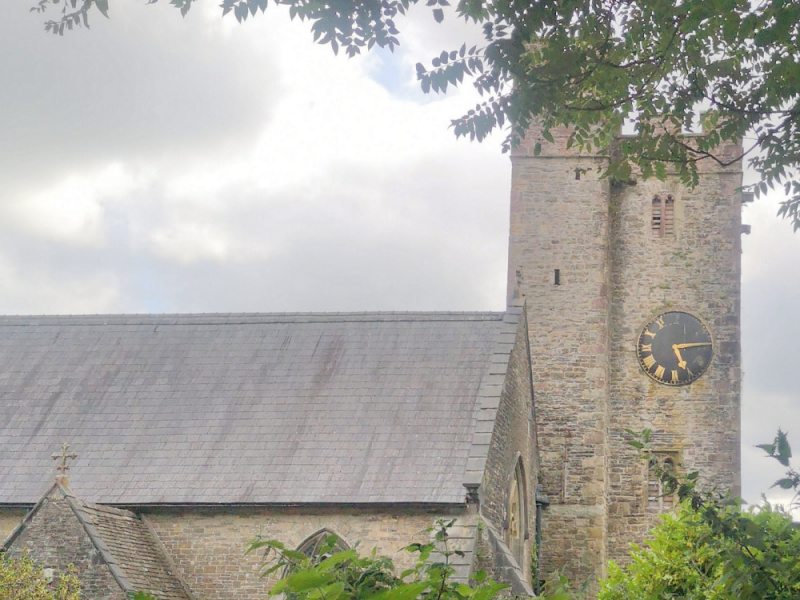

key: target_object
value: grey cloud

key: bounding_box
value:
[1,2,798,509]
[740,202,800,505]
[0,3,280,187]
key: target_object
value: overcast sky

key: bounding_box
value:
[2,1,798,508]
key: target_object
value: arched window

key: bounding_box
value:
[280,529,351,590]
[647,454,677,513]
[504,459,528,566]
[296,528,350,563]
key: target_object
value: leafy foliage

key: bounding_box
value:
[599,501,800,600]
[30,0,800,229]
[247,520,508,600]
[758,428,800,508]
[623,428,800,600]
[0,554,81,600]
[132,593,161,600]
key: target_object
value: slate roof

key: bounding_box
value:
[0,312,517,505]
[77,501,193,600]
[2,483,192,600]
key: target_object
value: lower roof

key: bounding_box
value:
[0,312,508,505]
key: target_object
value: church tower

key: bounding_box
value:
[508,124,742,585]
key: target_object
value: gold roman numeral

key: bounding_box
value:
[644,330,657,339]
[653,316,665,329]
[642,355,656,369]
[640,344,652,353]
[654,365,665,379]
[671,370,679,383]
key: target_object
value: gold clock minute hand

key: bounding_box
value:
[672,345,687,370]
[673,342,712,349]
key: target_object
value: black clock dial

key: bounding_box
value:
[637,311,713,386]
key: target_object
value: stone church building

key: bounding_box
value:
[0,126,743,599]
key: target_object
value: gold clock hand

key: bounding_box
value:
[672,345,687,370]
[673,342,712,349]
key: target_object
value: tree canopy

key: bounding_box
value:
[246,520,508,600]
[0,555,81,600]
[622,428,800,600]
[31,0,800,228]
[598,502,800,600]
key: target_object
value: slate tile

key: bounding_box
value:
[0,312,509,505]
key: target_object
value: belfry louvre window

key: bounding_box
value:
[647,453,677,513]
[651,195,675,238]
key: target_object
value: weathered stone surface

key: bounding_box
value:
[509,123,741,585]
[4,488,127,600]
[145,507,475,600]
[480,307,539,587]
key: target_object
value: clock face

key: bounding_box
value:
[637,311,713,386]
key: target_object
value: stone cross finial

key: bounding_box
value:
[51,442,77,485]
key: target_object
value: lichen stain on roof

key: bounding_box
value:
[0,312,507,505]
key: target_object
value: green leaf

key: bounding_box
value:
[310,582,345,600]
[615,162,632,182]
[270,578,290,595]
[471,570,488,583]
[95,0,109,17]
[316,549,357,572]
[456,583,474,597]
[756,443,775,456]
[470,581,507,600]
[776,429,792,465]
[286,570,334,592]
[773,477,795,489]
[367,581,429,600]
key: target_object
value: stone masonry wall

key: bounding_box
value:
[480,310,538,587]
[4,490,127,600]
[605,151,742,564]
[145,506,472,600]
[508,123,741,586]
[508,125,611,586]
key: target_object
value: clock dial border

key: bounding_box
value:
[636,311,713,386]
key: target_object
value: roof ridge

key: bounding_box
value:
[0,311,505,327]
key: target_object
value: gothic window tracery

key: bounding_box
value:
[504,459,527,566]
[280,529,351,588]
[296,528,350,561]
